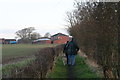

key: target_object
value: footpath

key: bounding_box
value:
[47,52,103,78]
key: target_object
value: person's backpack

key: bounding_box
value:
[66,41,74,53]
[66,41,79,55]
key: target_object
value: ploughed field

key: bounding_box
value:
[2,44,57,64]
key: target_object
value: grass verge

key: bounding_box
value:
[46,57,67,78]
[74,55,100,78]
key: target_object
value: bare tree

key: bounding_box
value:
[31,32,41,40]
[15,27,35,43]
[44,32,51,38]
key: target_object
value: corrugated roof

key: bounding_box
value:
[37,38,50,41]
[33,38,50,42]
[51,33,68,37]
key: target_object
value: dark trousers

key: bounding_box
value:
[65,53,68,64]
[68,54,75,65]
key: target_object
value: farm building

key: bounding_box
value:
[0,38,17,44]
[32,38,51,44]
[51,33,69,44]
[0,38,5,44]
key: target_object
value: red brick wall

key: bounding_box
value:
[53,36,69,44]
[46,40,51,44]
[38,40,51,44]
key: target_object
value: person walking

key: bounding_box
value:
[65,38,79,66]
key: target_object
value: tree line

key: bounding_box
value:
[67,1,120,78]
[15,27,51,43]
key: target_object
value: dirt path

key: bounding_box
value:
[67,66,74,78]
[60,53,75,78]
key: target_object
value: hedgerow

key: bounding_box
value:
[67,1,120,78]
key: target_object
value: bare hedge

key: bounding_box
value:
[67,1,120,78]
[3,44,63,78]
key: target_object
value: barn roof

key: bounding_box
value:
[37,38,50,41]
[51,33,68,37]
[33,38,50,42]
[0,38,16,40]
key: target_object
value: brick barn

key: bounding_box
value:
[51,33,69,44]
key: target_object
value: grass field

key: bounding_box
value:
[2,44,57,63]
[2,44,57,78]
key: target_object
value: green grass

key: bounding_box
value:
[2,58,35,77]
[47,55,100,78]
[74,56,100,78]
[2,44,57,61]
[46,57,68,78]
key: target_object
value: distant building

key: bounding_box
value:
[32,38,51,44]
[51,33,69,44]
[5,39,17,44]
[0,38,5,44]
[0,38,17,44]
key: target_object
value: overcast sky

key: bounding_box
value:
[0,0,75,39]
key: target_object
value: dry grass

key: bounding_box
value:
[78,50,103,77]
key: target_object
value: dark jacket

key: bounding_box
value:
[63,41,69,53]
[63,40,79,55]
